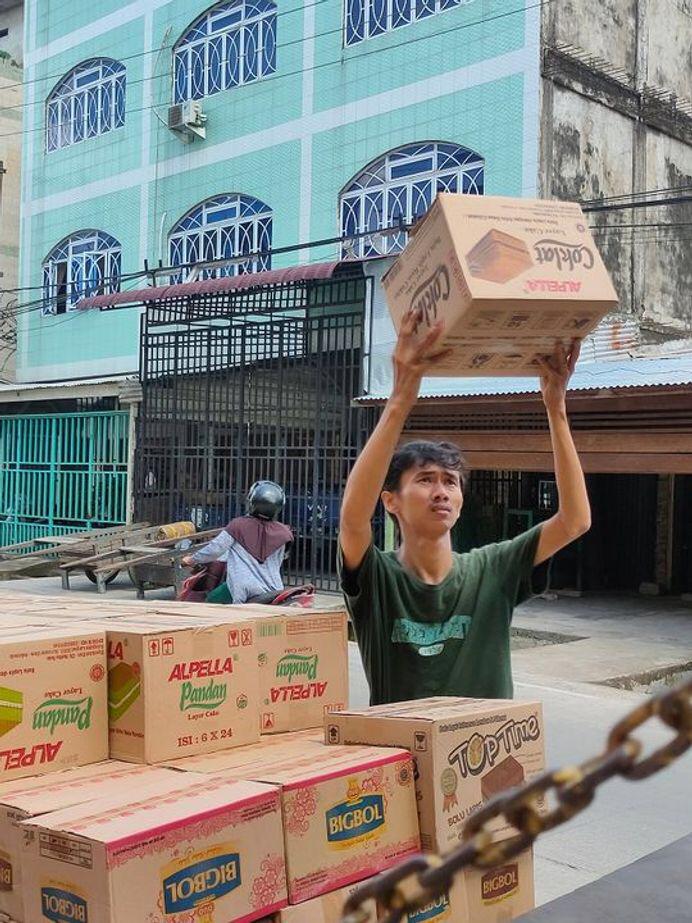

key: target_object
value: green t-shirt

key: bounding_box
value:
[340,525,542,705]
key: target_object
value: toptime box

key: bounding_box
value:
[325,697,545,852]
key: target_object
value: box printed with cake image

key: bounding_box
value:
[325,698,545,854]
[0,627,108,784]
[20,773,287,923]
[81,616,261,764]
[166,733,420,905]
[382,193,619,375]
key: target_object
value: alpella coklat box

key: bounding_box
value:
[382,193,618,376]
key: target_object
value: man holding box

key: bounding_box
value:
[339,311,591,705]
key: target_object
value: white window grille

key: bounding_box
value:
[46,58,126,152]
[345,0,477,46]
[42,231,121,315]
[340,141,484,258]
[168,194,273,282]
[174,0,277,103]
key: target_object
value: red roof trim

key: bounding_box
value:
[77,261,343,310]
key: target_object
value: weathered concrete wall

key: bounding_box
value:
[549,87,635,313]
[643,132,692,333]
[0,3,23,68]
[647,0,692,99]
[553,0,638,77]
[540,0,692,336]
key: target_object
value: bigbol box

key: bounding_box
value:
[20,775,286,923]
[325,698,545,852]
[168,735,420,904]
[93,618,260,763]
[0,762,201,922]
[0,627,107,784]
[193,606,349,734]
[396,875,468,923]
[464,848,535,922]
[273,877,378,923]
[382,193,619,376]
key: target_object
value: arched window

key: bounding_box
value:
[46,58,126,152]
[174,0,277,103]
[169,194,273,282]
[42,231,121,315]
[345,0,473,46]
[340,141,484,258]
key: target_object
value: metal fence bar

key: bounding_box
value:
[136,276,367,591]
[0,410,130,547]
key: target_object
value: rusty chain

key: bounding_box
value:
[340,676,692,923]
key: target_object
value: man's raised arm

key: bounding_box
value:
[534,340,592,566]
[340,312,449,571]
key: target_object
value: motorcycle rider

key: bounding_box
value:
[181,480,293,604]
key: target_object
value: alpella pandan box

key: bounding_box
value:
[382,193,618,376]
[168,735,420,905]
[0,761,201,923]
[0,627,108,784]
[78,616,260,763]
[20,775,286,923]
[184,605,350,734]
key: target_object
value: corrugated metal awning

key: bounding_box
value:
[78,261,342,310]
[356,355,692,404]
[0,375,140,403]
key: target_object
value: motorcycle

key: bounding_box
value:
[177,558,315,608]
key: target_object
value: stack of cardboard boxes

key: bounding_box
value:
[0,593,545,923]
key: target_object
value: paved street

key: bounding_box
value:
[349,642,692,907]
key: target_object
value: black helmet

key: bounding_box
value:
[247,480,285,521]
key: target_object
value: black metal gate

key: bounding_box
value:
[136,274,368,590]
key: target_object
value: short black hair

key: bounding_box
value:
[383,440,469,493]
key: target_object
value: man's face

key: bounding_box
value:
[382,464,463,540]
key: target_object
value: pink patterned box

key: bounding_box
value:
[20,775,287,923]
[167,734,421,904]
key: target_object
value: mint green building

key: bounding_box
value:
[18,0,540,383]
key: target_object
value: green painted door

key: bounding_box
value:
[0,411,129,546]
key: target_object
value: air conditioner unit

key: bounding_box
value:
[167,101,207,141]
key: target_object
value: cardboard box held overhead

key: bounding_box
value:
[382,194,619,376]
[169,734,420,905]
[21,775,286,923]
[325,697,545,853]
[0,627,108,784]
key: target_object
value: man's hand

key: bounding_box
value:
[391,310,452,404]
[181,554,194,568]
[537,339,580,414]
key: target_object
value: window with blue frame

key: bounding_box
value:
[345,0,474,45]
[340,141,484,258]
[46,58,125,152]
[42,231,121,315]
[174,0,277,103]
[169,194,273,282]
